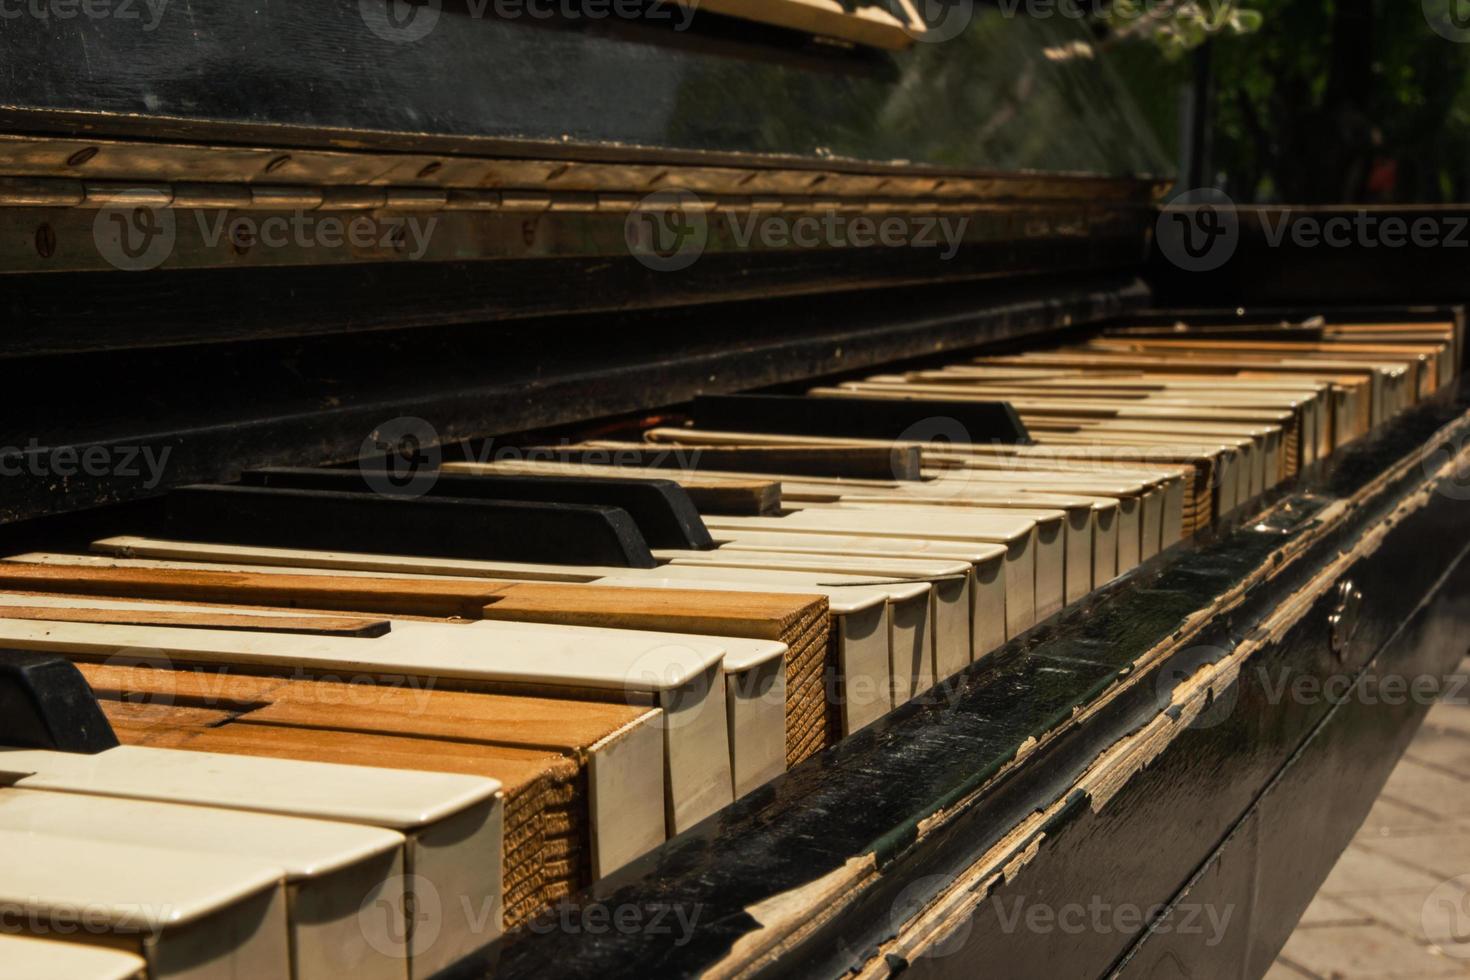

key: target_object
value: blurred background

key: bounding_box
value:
[1103,0,1470,202]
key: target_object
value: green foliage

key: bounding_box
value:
[1103,0,1470,202]
[1098,1,1262,59]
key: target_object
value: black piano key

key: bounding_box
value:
[161,484,658,568]
[241,466,715,551]
[690,394,1031,444]
[0,652,119,753]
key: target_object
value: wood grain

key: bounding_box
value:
[0,605,391,637]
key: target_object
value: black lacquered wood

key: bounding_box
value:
[690,393,1031,443]
[241,466,715,550]
[160,484,657,568]
[0,275,1147,528]
[0,651,118,754]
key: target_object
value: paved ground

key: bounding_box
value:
[1271,682,1470,978]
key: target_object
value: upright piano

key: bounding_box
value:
[0,2,1468,978]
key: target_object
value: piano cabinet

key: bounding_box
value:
[1,3,1467,975]
[482,375,1470,979]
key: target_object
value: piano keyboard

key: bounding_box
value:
[0,317,1455,978]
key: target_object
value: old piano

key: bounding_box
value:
[0,2,1467,978]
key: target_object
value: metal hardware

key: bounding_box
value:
[0,135,1168,208]
[1328,579,1364,659]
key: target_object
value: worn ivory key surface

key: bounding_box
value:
[0,934,149,980]
[0,744,501,978]
[0,787,407,980]
[0,610,740,839]
[0,827,291,980]
[54,543,906,738]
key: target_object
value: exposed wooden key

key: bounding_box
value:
[0,605,391,637]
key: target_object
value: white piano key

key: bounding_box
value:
[52,542,901,741]
[0,611,731,839]
[0,587,662,876]
[0,744,501,977]
[0,934,147,980]
[701,510,1040,638]
[655,549,970,697]
[0,788,407,980]
[0,828,290,980]
[693,529,1009,661]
